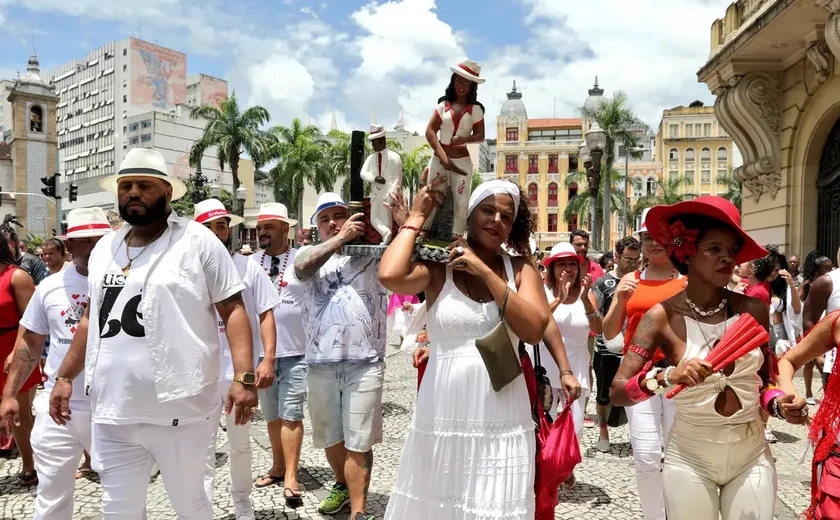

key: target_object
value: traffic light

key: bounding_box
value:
[41,176,56,198]
[69,183,78,202]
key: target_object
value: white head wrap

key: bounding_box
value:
[467,180,521,220]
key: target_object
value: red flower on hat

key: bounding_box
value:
[658,220,698,263]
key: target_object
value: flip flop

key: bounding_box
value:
[255,474,284,488]
[20,469,38,486]
[76,467,93,479]
[284,487,304,508]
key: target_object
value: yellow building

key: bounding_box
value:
[654,103,736,198]
[495,82,583,250]
[698,0,840,257]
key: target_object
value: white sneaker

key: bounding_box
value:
[234,498,255,520]
[596,438,610,453]
[806,397,818,406]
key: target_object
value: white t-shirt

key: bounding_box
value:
[91,248,219,426]
[297,252,388,364]
[218,253,280,381]
[20,266,90,411]
[252,249,306,358]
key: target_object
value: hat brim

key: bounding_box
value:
[99,173,188,201]
[247,216,298,228]
[310,202,348,225]
[646,202,767,264]
[450,66,485,84]
[61,229,113,240]
[542,251,583,268]
[368,131,386,140]
[636,225,648,235]
[199,213,245,227]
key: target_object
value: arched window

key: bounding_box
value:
[567,182,578,201]
[548,182,558,207]
[29,105,43,133]
[669,148,679,161]
[717,147,728,161]
[685,148,695,162]
[632,175,644,198]
[701,147,711,161]
[646,176,657,195]
[528,183,539,207]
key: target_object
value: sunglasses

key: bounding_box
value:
[269,256,281,278]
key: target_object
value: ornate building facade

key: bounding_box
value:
[699,0,840,257]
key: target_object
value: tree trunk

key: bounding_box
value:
[231,154,241,251]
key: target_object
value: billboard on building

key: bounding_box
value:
[130,39,186,111]
[199,75,228,110]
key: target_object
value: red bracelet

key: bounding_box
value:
[400,225,421,234]
[628,344,652,360]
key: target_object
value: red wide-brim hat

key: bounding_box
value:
[645,196,767,265]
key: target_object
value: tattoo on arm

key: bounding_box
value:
[10,342,39,395]
[294,237,342,281]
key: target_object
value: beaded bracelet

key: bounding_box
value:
[400,225,421,234]
[559,369,574,378]
[586,310,601,320]
[663,366,675,388]
[772,397,784,419]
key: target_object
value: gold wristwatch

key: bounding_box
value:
[233,373,256,385]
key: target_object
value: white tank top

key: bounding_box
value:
[827,269,840,313]
[539,286,591,390]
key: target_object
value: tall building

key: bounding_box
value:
[479,138,496,173]
[495,81,583,250]
[0,79,13,142]
[699,0,840,257]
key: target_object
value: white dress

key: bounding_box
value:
[384,257,536,520]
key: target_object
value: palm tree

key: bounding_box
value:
[628,175,697,232]
[401,144,431,206]
[564,169,640,231]
[716,170,742,211]
[189,93,274,218]
[471,171,484,193]
[266,118,330,220]
[580,92,648,248]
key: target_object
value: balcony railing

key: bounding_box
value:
[535,232,570,247]
[499,139,580,149]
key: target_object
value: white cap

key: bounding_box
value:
[311,193,348,225]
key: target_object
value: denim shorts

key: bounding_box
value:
[257,355,307,422]
[307,361,384,453]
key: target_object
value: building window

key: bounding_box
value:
[646,177,657,195]
[704,123,712,136]
[669,170,679,182]
[701,170,711,183]
[669,148,679,161]
[548,214,558,232]
[685,170,695,185]
[128,123,138,132]
[140,134,151,143]
[686,125,694,138]
[685,148,695,162]
[506,127,518,142]
[29,105,44,133]
[717,147,728,162]
[632,177,644,198]
[123,65,127,72]
[528,155,538,173]
[569,154,578,171]
[141,119,152,129]
[505,155,517,173]
[717,170,727,184]
[548,183,558,207]
[123,48,127,56]
[669,124,679,138]
[528,183,539,207]
[548,154,559,173]
[567,215,577,232]
[129,137,138,145]
[701,147,711,161]
[695,124,702,136]
[123,95,127,103]
[568,183,578,201]
[122,125,127,134]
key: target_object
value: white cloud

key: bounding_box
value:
[246,55,315,122]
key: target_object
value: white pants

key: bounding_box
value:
[204,381,251,503]
[625,394,676,520]
[31,406,91,520]
[91,405,222,520]
[423,155,474,237]
[369,182,395,244]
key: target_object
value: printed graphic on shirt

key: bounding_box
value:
[99,271,145,339]
[60,293,89,334]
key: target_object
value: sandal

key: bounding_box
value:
[255,473,284,488]
[562,472,576,490]
[284,487,304,508]
[20,469,38,486]
[76,467,94,479]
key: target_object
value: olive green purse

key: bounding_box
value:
[475,287,523,391]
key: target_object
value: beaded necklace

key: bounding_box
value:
[260,250,290,291]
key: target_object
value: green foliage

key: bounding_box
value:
[563,169,641,229]
[628,174,697,231]
[170,178,233,218]
[472,171,484,193]
[716,170,742,211]
[25,234,44,253]
[401,144,432,205]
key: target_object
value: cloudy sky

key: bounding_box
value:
[0,0,731,138]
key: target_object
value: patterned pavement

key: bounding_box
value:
[0,348,815,519]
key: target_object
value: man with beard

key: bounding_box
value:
[249,203,308,507]
[48,148,257,519]
[195,199,280,520]
[0,207,111,519]
[294,193,390,520]
[1,227,49,285]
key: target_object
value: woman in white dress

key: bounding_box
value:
[379,179,551,519]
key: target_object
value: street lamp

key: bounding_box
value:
[209,181,222,199]
[584,122,606,250]
[235,185,247,204]
[622,142,647,237]
[191,164,211,204]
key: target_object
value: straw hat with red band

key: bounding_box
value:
[62,207,114,239]
[450,58,485,84]
[193,198,244,227]
[644,195,767,265]
[542,242,583,268]
[249,202,298,228]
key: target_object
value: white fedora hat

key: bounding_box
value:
[637,207,652,235]
[62,207,113,239]
[450,58,485,84]
[100,148,188,201]
[193,198,244,227]
[368,124,386,141]
[249,202,298,228]
[311,192,347,225]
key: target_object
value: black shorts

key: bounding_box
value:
[593,352,622,406]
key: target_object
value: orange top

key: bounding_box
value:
[623,271,688,363]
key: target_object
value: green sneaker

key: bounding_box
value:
[317,482,350,515]
[353,513,374,520]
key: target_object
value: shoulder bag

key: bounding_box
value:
[475,287,524,391]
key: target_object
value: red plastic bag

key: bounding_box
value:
[416,358,427,391]
[0,416,15,451]
[535,405,581,519]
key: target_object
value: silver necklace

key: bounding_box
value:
[685,294,727,317]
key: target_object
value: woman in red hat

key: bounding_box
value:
[609,196,808,520]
